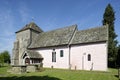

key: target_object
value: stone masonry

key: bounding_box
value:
[12,22,43,65]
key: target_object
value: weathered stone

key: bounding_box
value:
[26,65,38,72]
[10,64,43,73]
[12,41,19,65]
[11,65,26,74]
[12,22,42,65]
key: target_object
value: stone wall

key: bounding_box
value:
[16,30,31,65]
[10,64,43,74]
[12,27,41,65]
[26,65,38,72]
[31,30,40,43]
[12,40,19,65]
[11,65,26,74]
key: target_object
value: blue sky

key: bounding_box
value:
[0,0,120,55]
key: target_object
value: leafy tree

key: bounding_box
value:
[0,51,10,64]
[103,4,118,67]
[0,54,4,67]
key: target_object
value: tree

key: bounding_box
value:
[103,4,118,67]
[0,54,4,67]
[0,51,10,64]
[117,45,120,67]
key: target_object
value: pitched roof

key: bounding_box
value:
[28,24,77,48]
[26,50,43,58]
[71,25,108,44]
[16,22,43,33]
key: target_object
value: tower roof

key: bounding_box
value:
[16,22,43,33]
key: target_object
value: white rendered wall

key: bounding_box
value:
[37,47,69,69]
[71,42,107,71]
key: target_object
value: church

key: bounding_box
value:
[12,22,108,71]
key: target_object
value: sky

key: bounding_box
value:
[0,0,120,55]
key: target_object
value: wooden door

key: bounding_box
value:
[25,58,30,64]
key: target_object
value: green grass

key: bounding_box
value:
[0,66,119,80]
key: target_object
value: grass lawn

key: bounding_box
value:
[0,66,119,80]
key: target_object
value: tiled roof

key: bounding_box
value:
[26,50,43,58]
[16,22,43,33]
[26,23,108,49]
[28,25,77,48]
[71,25,108,44]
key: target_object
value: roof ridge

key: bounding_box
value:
[16,22,43,33]
[77,25,107,32]
[44,24,77,33]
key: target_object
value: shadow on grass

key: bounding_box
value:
[114,75,118,78]
[114,74,119,79]
[0,75,61,80]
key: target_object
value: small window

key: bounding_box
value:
[60,50,64,57]
[53,49,55,51]
[52,51,56,62]
[88,54,91,61]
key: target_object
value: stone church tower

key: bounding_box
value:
[12,22,43,65]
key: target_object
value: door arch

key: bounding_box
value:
[25,58,30,64]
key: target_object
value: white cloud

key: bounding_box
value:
[0,35,15,54]
[0,7,15,54]
[18,2,30,23]
[0,9,15,31]
[0,1,31,54]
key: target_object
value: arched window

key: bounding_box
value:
[88,54,91,61]
[52,49,56,62]
[60,50,64,57]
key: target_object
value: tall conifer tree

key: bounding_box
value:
[117,46,120,67]
[103,4,118,67]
